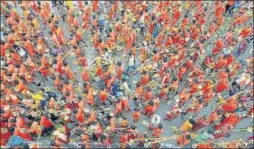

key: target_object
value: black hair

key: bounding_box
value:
[63,61,68,66]
[147,87,151,91]
[83,90,88,94]
[8,126,15,133]
[14,80,19,85]
[158,123,163,129]
[124,144,131,149]
[163,57,168,62]
[23,143,30,149]
[204,7,208,11]
[15,64,20,68]
[152,15,156,21]
[155,143,160,148]
[173,76,178,81]
[61,96,66,101]
[149,100,154,105]
[64,80,69,84]
[50,141,55,146]
[107,75,112,79]
[130,124,136,130]
[73,109,78,114]
[136,82,141,87]
[81,144,86,149]
[52,59,57,64]
[65,91,70,96]
[117,61,122,66]
[186,135,191,139]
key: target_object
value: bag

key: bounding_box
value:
[7,136,25,147]
[17,47,27,58]
[122,72,129,80]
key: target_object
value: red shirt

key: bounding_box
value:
[99,91,108,102]
[1,131,12,146]
[15,129,33,141]
[40,116,53,128]
[216,81,229,93]
[120,134,128,143]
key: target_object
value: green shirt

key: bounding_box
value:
[194,131,211,143]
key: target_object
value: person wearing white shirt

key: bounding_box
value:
[149,114,161,130]
[126,53,136,75]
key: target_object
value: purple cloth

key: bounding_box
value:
[52,48,63,54]
[248,136,254,140]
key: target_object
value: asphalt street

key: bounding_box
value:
[3,1,253,148]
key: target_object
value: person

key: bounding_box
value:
[126,52,136,75]
[176,132,192,147]
[149,114,161,130]
[152,123,163,138]
[181,118,196,132]
[0,1,253,148]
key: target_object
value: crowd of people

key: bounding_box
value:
[1,1,253,148]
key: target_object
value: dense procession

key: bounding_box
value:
[0,1,253,148]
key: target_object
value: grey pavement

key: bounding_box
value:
[1,1,253,148]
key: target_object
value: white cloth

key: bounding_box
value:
[121,82,131,94]
[128,55,135,66]
[140,15,145,24]
[151,114,161,125]
[236,73,250,84]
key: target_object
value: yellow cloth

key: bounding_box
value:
[172,27,178,32]
[24,10,29,17]
[95,57,103,66]
[32,19,39,29]
[32,91,44,101]
[109,64,115,74]
[66,1,73,9]
[181,120,193,132]
[219,97,226,104]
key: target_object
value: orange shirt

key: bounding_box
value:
[54,76,62,87]
[65,66,75,80]
[19,64,27,74]
[81,71,89,82]
[144,91,152,101]
[197,143,213,148]
[240,26,252,38]
[99,91,108,102]
[214,56,226,70]
[92,1,98,12]
[7,34,15,45]
[16,116,26,128]
[114,102,123,114]
[215,4,225,18]
[217,71,228,81]
[24,40,35,57]
[216,81,229,93]
[7,64,16,73]
[176,133,191,147]
[76,108,85,123]
[73,17,79,27]
[132,111,141,121]
[16,80,27,93]
[140,74,150,85]
[152,128,163,138]
[11,52,22,64]
[135,86,143,97]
